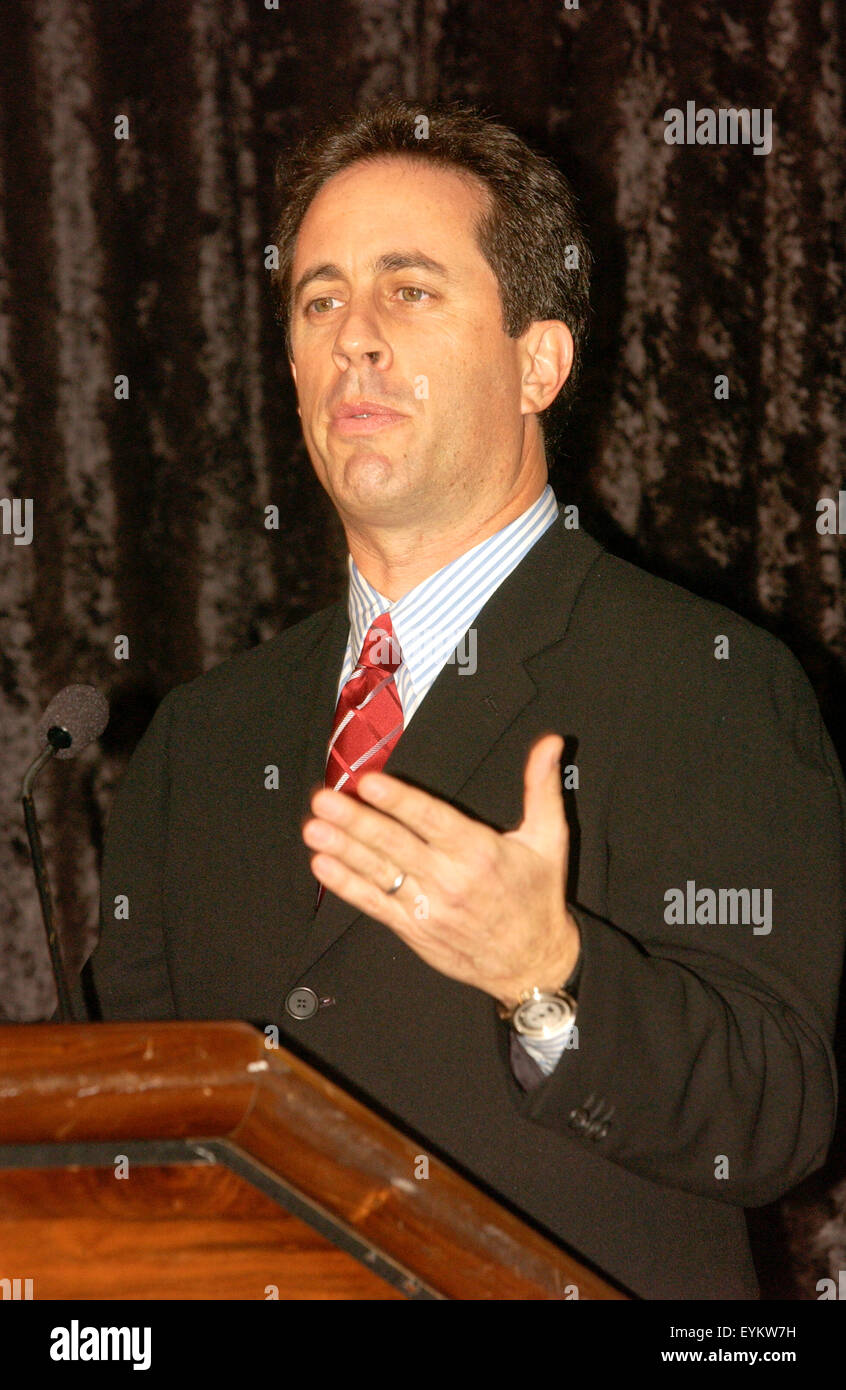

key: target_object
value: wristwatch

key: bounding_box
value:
[496,985,577,1041]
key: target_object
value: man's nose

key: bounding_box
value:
[331,304,392,372]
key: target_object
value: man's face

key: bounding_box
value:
[288,156,535,535]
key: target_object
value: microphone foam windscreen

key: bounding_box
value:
[36,684,110,759]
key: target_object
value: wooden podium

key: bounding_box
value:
[0,1022,628,1300]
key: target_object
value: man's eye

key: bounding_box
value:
[397,286,431,302]
[304,287,432,315]
[306,296,341,315]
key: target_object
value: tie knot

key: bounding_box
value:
[359,612,402,673]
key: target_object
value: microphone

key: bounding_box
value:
[35,684,110,759]
[21,685,110,1022]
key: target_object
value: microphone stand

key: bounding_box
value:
[21,728,76,1022]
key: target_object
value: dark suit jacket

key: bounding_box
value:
[90,514,846,1299]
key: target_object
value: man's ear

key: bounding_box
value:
[289,357,302,418]
[519,321,574,416]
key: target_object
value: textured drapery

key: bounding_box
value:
[1,0,844,1297]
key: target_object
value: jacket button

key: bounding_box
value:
[285,986,319,1020]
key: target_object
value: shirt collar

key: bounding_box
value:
[345,484,560,694]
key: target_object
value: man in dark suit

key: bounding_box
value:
[90,100,846,1300]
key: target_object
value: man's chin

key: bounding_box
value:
[332,473,428,527]
[332,439,420,496]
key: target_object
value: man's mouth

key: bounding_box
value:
[330,400,410,435]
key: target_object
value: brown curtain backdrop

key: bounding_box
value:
[1,0,844,1297]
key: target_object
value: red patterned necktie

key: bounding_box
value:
[315,611,404,909]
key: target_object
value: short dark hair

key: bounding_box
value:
[270,98,591,449]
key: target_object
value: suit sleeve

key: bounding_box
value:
[509,629,846,1209]
[89,686,185,1020]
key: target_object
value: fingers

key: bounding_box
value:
[306,783,436,881]
[303,813,407,890]
[519,733,568,850]
[356,770,483,853]
[308,849,417,932]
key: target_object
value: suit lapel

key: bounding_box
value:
[278,511,604,990]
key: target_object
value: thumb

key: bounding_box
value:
[519,733,567,849]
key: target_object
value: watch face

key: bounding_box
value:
[515,995,573,1040]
